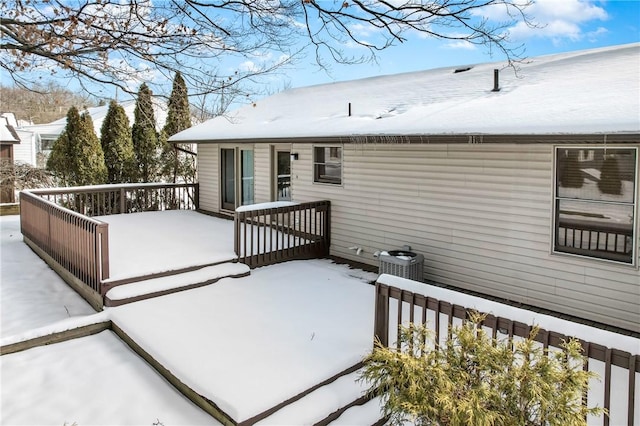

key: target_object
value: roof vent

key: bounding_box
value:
[492,69,500,92]
[453,66,472,74]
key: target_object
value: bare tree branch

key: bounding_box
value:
[0,159,55,192]
[1,0,534,96]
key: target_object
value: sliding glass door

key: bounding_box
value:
[241,149,254,205]
[221,148,235,210]
[221,147,254,210]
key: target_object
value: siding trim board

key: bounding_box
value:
[177,133,640,146]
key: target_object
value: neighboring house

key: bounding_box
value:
[12,128,38,167]
[1,113,41,203]
[1,113,38,167]
[0,114,22,203]
[170,43,640,333]
[21,99,168,166]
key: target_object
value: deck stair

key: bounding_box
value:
[104,261,250,307]
[326,396,387,425]
[249,364,384,426]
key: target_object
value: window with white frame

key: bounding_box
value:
[313,146,342,185]
[554,146,637,264]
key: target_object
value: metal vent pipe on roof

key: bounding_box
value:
[492,69,500,92]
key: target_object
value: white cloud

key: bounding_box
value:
[510,19,583,42]
[530,0,608,22]
[348,22,384,39]
[239,60,260,73]
[105,58,160,92]
[586,26,609,42]
[506,0,609,43]
[443,40,478,51]
[470,0,531,21]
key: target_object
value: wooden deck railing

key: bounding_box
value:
[234,201,330,268]
[19,183,199,308]
[374,281,640,426]
[28,182,198,217]
[557,218,634,263]
[20,191,109,296]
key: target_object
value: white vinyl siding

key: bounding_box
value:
[13,131,37,166]
[197,144,219,212]
[253,144,271,204]
[289,142,640,332]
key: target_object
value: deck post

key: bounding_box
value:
[234,212,239,258]
[120,187,126,213]
[98,223,110,285]
[373,283,389,347]
[325,201,331,251]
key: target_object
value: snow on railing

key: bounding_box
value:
[19,183,199,309]
[234,200,330,268]
[27,182,199,217]
[374,275,640,426]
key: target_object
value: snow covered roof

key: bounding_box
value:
[0,112,19,128]
[21,98,167,140]
[170,43,640,143]
[0,115,20,144]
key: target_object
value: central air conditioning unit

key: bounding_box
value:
[379,248,424,282]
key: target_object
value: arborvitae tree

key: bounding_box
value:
[162,71,195,183]
[360,314,605,426]
[132,83,160,183]
[75,110,107,185]
[164,72,192,137]
[598,155,622,195]
[559,149,583,188]
[47,107,78,186]
[47,129,73,186]
[48,106,106,186]
[100,101,136,183]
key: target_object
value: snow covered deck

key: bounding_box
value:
[109,259,378,424]
[2,210,381,424]
[95,210,252,306]
[20,185,333,308]
[99,210,238,283]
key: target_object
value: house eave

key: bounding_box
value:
[171,133,640,145]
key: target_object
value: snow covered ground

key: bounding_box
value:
[2,211,638,425]
[0,213,225,425]
[1,331,217,426]
[0,215,95,338]
[0,212,380,425]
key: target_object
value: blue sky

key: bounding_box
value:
[277,0,640,90]
[62,0,638,103]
